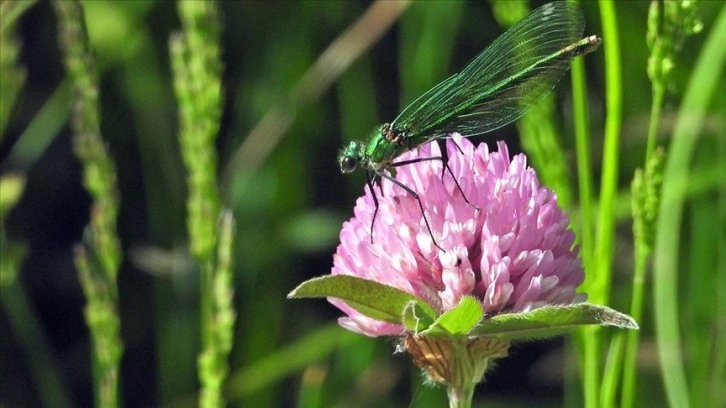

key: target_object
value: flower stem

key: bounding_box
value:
[447,384,474,408]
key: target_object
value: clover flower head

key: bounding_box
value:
[330,135,586,337]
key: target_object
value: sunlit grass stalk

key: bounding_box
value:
[620,3,670,403]
[0,176,26,284]
[571,1,623,407]
[609,148,664,408]
[592,0,621,320]
[52,1,123,407]
[170,1,236,407]
[643,1,667,163]
[569,21,598,408]
[569,15,595,285]
[654,3,726,407]
[200,211,236,407]
[618,2,702,406]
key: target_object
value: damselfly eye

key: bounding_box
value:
[340,156,357,173]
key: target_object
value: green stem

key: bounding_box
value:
[620,243,648,408]
[576,2,623,407]
[654,4,726,408]
[570,49,595,257]
[594,0,621,314]
[570,4,599,404]
[569,2,602,406]
[600,331,623,408]
[447,384,474,408]
[619,3,668,403]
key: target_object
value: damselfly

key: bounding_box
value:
[338,2,601,250]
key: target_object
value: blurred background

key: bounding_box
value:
[1,1,724,407]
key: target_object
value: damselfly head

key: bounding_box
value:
[338,141,364,174]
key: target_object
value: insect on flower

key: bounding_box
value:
[337,2,601,250]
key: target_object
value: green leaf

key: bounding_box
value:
[423,295,483,336]
[469,303,639,341]
[402,301,436,333]
[288,275,437,325]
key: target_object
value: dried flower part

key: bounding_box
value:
[404,334,509,386]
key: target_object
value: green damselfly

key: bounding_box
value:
[338,2,601,250]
